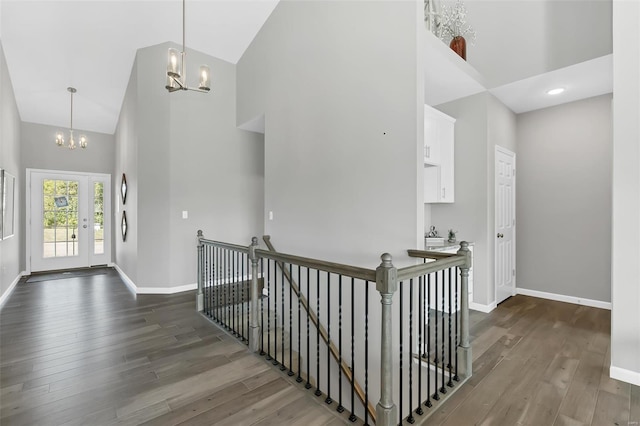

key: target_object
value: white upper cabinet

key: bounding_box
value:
[424,105,455,203]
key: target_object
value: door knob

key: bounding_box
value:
[83,225,87,229]
[497,233,503,238]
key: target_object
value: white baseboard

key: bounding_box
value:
[136,283,197,294]
[610,365,640,386]
[112,264,196,295]
[0,271,26,308]
[469,301,497,313]
[516,288,611,310]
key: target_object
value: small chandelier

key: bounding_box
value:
[165,0,211,93]
[55,87,88,150]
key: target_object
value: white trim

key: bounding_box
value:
[516,288,611,310]
[0,271,26,308]
[113,263,137,294]
[610,365,640,386]
[112,264,196,295]
[136,283,197,294]
[469,301,497,313]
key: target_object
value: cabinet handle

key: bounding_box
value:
[426,146,430,158]
[442,187,445,198]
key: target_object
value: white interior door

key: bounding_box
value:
[28,170,111,272]
[495,147,516,304]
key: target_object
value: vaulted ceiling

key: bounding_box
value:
[0,0,613,136]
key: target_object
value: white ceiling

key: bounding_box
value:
[1,0,613,136]
[0,0,279,134]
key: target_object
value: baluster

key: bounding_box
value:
[337,275,344,413]
[448,267,453,387]
[288,263,294,376]
[260,258,265,355]
[315,269,322,397]
[416,275,424,416]
[365,281,370,426]
[232,251,236,335]
[426,272,432,407]
[349,277,357,422]
[241,251,245,341]
[408,279,415,424]
[266,259,272,361]
[454,266,459,382]
[280,263,286,371]
[306,267,312,389]
[433,271,439,401]
[440,269,446,395]
[399,283,404,425]
[273,259,279,365]
[326,271,332,405]
[296,265,302,382]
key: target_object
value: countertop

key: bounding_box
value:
[424,240,474,251]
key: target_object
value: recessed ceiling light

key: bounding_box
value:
[546,87,565,95]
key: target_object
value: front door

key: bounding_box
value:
[28,170,111,272]
[495,147,516,304]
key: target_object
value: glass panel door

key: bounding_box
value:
[29,170,111,272]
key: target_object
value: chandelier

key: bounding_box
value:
[165,0,211,93]
[55,87,88,150]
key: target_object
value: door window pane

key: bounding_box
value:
[93,182,104,255]
[42,179,79,258]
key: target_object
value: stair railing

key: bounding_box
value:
[196,231,472,426]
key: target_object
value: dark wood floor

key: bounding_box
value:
[0,268,347,425]
[1,269,638,425]
[426,295,640,426]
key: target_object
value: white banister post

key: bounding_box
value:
[248,237,261,353]
[376,253,398,426]
[457,241,472,377]
[196,230,204,312]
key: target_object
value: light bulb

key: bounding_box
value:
[68,131,76,150]
[546,87,565,95]
[199,65,211,91]
[79,135,88,149]
[167,48,181,78]
[55,132,64,147]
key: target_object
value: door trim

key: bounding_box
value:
[26,168,112,274]
[494,146,516,304]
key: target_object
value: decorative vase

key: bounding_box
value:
[449,36,467,60]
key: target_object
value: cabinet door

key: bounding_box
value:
[424,108,441,165]
[438,118,455,203]
[424,165,440,203]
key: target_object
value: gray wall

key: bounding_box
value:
[0,40,22,299]
[460,0,612,88]
[611,0,640,382]
[237,0,423,267]
[432,92,516,307]
[114,42,264,289]
[516,94,612,303]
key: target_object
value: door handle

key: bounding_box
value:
[497,233,503,238]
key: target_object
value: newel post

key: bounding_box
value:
[248,237,261,353]
[457,241,473,378]
[376,253,398,426]
[196,230,204,312]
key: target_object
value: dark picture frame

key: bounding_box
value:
[121,173,128,205]
[121,210,128,242]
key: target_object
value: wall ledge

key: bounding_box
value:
[516,287,611,310]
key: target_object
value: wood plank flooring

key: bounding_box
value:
[424,295,640,426]
[0,268,347,425]
[1,269,638,425]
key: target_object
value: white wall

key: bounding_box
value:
[237,0,423,268]
[610,0,640,386]
[114,42,264,291]
[516,94,612,304]
[0,39,22,300]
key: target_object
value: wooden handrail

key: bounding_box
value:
[263,235,377,423]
